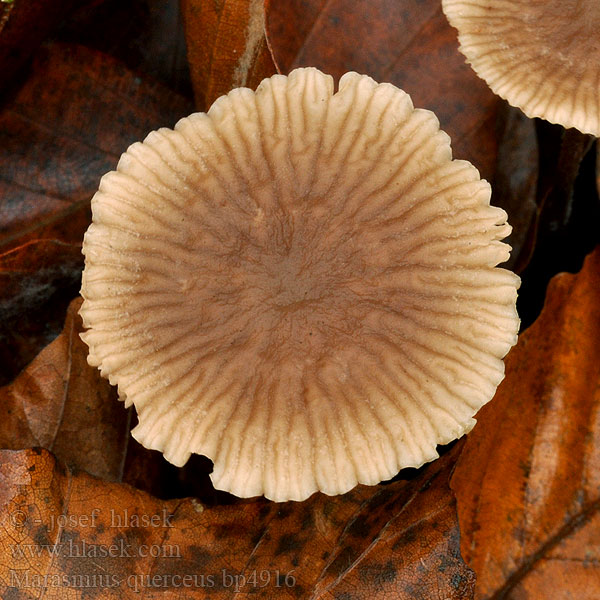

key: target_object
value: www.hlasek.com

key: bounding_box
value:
[10,570,298,593]
[10,539,181,560]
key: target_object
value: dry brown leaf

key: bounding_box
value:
[60,0,192,96]
[0,42,193,249]
[452,245,600,599]
[181,0,278,110]
[0,445,474,599]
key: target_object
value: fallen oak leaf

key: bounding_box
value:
[299,446,474,600]
[0,446,474,599]
[451,244,600,599]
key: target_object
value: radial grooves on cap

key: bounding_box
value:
[80,67,520,502]
[443,0,600,136]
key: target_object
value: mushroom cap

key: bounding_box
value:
[80,67,520,502]
[442,0,600,136]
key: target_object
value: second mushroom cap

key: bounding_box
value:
[443,0,600,136]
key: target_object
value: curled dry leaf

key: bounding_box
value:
[0,445,474,599]
[452,245,600,599]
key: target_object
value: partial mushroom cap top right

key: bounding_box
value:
[443,0,600,137]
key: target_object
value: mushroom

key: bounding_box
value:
[442,0,600,137]
[80,67,520,502]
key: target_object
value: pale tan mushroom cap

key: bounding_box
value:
[80,68,520,502]
[443,0,600,136]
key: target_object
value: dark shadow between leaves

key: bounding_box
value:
[517,137,600,331]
